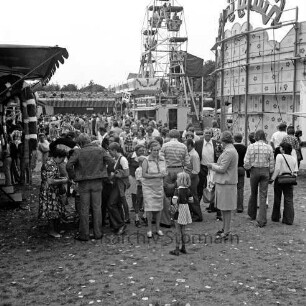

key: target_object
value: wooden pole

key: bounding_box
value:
[292,6,299,126]
[244,0,251,146]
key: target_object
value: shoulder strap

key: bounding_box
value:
[282,154,292,173]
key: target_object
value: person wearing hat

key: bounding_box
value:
[207,131,238,239]
[270,123,287,159]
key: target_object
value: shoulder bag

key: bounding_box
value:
[277,154,297,185]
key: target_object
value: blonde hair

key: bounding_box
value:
[176,171,191,188]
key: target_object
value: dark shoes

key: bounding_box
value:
[116,224,127,235]
[160,223,171,228]
[192,218,203,222]
[180,247,187,254]
[74,235,89,242]
[206,207,217,213]
[125,219,131,224]
[135,220,141,228]
[141,217,148,226]
[237,210,243,213]
[169,249,180,256]
[216,216,223,221]
[255,221,266,228]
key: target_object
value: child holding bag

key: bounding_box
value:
[169,171,193,256]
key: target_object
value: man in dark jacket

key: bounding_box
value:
[66,133,114,241]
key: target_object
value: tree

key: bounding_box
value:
[80,80,106,92]
[61,84,78,91]
[35,83,61,91]
[193,60,216,99]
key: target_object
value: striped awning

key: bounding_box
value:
[0,44,68,85]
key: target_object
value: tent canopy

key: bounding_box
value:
[0,44,68,86]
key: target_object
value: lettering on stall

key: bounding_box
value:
[224,0,286,26]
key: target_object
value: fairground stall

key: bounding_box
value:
[0,45,68,203]
[212,0,306,144]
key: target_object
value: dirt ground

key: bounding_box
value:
[0,169,306,306]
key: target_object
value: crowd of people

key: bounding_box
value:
[2,112,303,255]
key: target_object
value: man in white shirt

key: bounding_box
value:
[195,129,221,218]
[270,123,287,159]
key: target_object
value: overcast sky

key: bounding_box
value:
[1,0,306,88]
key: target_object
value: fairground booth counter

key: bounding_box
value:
[0,45,68,203]
[212,0,306,144]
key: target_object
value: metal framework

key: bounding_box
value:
[214,0,300,144]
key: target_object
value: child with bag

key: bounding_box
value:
[169,171,193,256]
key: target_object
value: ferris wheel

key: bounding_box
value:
[139,0,188,97]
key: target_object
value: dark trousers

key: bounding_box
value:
[197,165,208,203]
[272,179,294,225]
[78,179,103,240]
[237,167,245,211]
[248,167,269,226]
[189,174,203,221]
[107,184,125,230]
[102,179,112,225]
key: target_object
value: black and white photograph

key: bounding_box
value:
[0,0,306,305]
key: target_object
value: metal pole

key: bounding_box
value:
[292,6,299,126]
[201,76,204,115]
[244,0,251,146]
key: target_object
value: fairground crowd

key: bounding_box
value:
[3,113,303,255]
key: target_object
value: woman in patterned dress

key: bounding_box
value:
[38,148,68,238]
[142,140,167,238]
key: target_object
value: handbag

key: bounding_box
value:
[277,154,297,185]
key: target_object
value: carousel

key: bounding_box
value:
[0,44,68,204]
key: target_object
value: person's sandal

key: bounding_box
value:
[216,229,224,235]
[147,231,152,238]
[135,220,141,228]
[169,249,180,256]
[216,232,230,240]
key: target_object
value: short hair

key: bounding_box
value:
[186,139,195,148]
[278,123,287,131]
[212,120,219,128]
[134,144,145,153]
[51,148,67,159]
[148,140,160,150]
[66,131,75,139]
[187,126,195,132]
[280,141,292,155]
[99,127,107,133]
[169,129,180,139]
[185,131,194,139]
[287,126,295,135]
[176,171,191,187]
[113,120,119,127]
[108,142,121,152]
[154,136,164,146]
[76,133,91,147]
[220,131,233,144]
[255,130,266,141]
[146,126,154,133]
[138,127,146,137]
[161,127,169,137]
[233,133,243,143]
[249,132,256,144]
